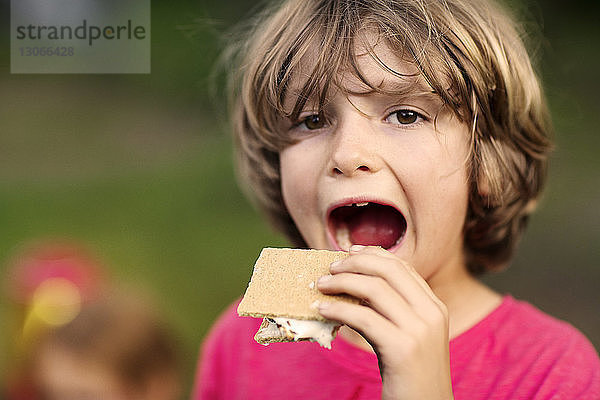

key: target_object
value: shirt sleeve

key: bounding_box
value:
[192,302,241,400]
[533,327,600,400]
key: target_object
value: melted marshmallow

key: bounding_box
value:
[269,317,340,349]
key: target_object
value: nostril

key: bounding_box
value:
[332,165,370,176]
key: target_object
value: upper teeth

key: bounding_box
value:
[354,202,369,207]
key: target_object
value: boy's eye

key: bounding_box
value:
[386,109,422,125]
[299,113,326,130]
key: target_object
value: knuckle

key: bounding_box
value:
[401,261,418,275]
[424,303,448,328]
[412,320,429,339]
[352,308,376,333]
[364,276,388,299]
[364,245,383,254]
[397,334,420,359]
[437,301,449,318]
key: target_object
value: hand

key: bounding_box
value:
[317,245,454,400]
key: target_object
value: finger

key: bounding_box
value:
[336,249,448,323]
[318,273,420,327]
[317,300,403,348]
[331,253,432,309]
[344,246,446,313]
[348,244,397,259]
[349,246,426,290]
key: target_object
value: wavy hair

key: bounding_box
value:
[228,0,553,274]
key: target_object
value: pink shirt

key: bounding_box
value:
[194,296,600,399]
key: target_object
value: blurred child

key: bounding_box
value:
[195,0,600,399]
[3,241,182,400]
[28,291,182,400]
[3,240,106,399]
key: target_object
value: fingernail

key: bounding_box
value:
[330,259,342,269]
[318,301,330,311]
[350,244,365,252]
[318,275,332,285]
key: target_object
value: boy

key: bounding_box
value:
[195,0,600,398]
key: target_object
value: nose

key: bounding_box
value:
[327,116,382,177]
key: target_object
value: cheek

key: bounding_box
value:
[404,129,470,230]
[429,152,470,242]
[279,145,319,217]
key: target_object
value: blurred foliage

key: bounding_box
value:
[0,0,598,396]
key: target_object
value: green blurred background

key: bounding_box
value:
[0,0,598,395]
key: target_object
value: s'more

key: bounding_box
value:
[237,247,359,349]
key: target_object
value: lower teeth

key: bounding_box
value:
[335,225,352,251]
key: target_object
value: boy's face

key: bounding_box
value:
[279,39,471,280]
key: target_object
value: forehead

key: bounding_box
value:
[284,30,439,108]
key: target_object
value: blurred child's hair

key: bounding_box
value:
[30,290,182,399]
[229,0,553,274]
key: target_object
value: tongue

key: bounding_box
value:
[347,206,404,249]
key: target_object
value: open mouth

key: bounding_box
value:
[328,202,407,251]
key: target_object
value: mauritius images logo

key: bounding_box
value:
[11,0,150,74]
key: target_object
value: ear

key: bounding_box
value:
[477,168,491,197]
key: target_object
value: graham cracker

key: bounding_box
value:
[237,248,358,321]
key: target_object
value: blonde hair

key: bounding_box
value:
[230,0,552,274]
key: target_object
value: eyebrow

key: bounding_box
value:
[282,76,444,118]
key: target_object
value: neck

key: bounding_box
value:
[429,264,502,339]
